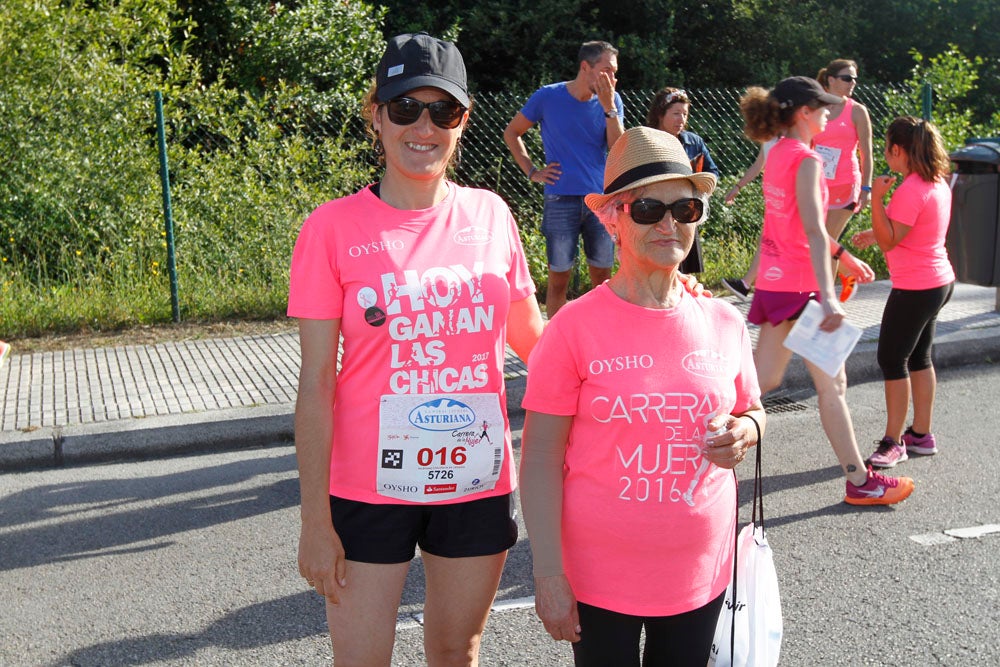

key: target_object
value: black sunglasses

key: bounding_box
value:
[383,97,466,129]
[621,198,704,225]
[834,74,858,83]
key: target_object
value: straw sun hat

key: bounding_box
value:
[584,127,717,212]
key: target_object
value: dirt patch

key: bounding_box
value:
[8,319,299,354]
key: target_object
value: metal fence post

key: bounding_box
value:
[922,82,933,121]
[154,90,180,323]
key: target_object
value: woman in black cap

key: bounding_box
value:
[739,77,914,507]
[288,33,544,665]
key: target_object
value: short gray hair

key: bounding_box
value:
[578,41,617,66]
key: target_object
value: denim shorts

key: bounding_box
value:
[541,194,614,271]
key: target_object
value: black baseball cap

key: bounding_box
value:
[375,33,469,107]
[772,76,842,109]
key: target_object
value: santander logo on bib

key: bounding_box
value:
[681,350,730,379]
[408,398,476,431]
[454,226,493,246]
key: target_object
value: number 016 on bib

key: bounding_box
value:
[377,393,505,502]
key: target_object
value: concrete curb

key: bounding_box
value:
[0,404,294,471]
[5,330,999,471]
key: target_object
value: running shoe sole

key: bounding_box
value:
[844,476,915,506]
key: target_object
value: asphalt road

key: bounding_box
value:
[2,363,999,666]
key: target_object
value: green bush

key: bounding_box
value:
[1,8,996,338]
[0,0,385,337]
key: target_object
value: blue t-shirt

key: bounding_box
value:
[520,82,624,196]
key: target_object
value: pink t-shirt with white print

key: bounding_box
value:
[288,182,535,504]
[884,173,955,290]
[757,137,830,293]
[521,284,760,616]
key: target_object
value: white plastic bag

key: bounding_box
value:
[708,424,782,667]
[707,524,783,666]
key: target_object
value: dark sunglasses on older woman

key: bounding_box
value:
[834,74,858,83]
[622,198,704,225]
[383,97,466,129]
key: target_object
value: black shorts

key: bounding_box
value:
[329,493,517,564]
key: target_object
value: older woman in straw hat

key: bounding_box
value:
[519,126,766,666]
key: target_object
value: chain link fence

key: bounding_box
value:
[0,81,910,332]
[455,84,905,225]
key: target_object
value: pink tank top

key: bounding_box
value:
[757,138,829,293]
[813,97,861,189]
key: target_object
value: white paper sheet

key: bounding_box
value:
[782,300,862,377]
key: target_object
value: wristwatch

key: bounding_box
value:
[604,109,616,118]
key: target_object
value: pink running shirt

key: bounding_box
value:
[814,97,862,207]
[288,183,535,504]
[521,284,760,616]
[884,173,955,290]
[757,138,829,293]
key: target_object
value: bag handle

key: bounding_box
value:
[749,414,764,531]
[729,413,764,664]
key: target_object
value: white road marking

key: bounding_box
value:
[944,524,1000,539]
[910,533,958,546]
[397,596,536,630]
[491,595,536,612]
[910,523,1000,545]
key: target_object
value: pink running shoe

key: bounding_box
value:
[866,437,908,469]
[844,466,915,506]
[0,340,10,368]
[902,427,938,456]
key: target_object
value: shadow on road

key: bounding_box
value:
[0,451,298,571]
[48,590,328,666]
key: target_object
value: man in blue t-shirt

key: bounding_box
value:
[503,41,624,318]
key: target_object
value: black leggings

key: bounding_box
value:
[877,283,954,380]
[571,591,726,667]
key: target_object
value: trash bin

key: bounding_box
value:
[946,140,1000,286]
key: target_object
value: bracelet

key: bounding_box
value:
[527,166,537,180]
[832,244,846,260]
[860,185,872,192]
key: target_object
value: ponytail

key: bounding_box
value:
[817,58,858,89]
[740,87,784,143]
[886,116,950,181]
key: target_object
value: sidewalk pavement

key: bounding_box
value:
[2,280,999,470]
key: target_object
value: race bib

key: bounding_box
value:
[814,144,841,180]
[377,393,505,502]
